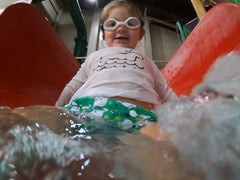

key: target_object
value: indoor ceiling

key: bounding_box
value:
[79,0,200,27]
[130,0,198,25]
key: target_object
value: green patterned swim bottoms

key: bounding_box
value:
[64,97,157,130]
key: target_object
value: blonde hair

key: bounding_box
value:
[100,0,143,24]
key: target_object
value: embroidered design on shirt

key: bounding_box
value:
[93,49,145,72]
[119,48,133,54]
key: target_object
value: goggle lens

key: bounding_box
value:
[103,17,141,31]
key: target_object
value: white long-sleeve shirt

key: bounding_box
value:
[56,47,177,107]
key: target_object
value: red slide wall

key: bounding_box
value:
[162,3,240,96]
[0,3,80,108]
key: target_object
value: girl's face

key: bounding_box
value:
[102,6,145,49]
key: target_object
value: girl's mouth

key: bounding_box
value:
[115,37,129,40]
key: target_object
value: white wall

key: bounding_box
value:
[0,0,32,14]
[150,24,180,62]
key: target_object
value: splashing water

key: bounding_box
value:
[0,106,188,180]
[0,53,240,179]
[157,53,240,180]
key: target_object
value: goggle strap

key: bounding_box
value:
[100,24,104,32]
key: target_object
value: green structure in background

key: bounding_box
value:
[183,25,189,38]
[232,0,240,5]
[64,0,87,63]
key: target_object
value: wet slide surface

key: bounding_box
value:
[0,3,239,108]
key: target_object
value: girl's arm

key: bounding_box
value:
[55,60,89,107]
[55,78,84,107]
[155,73,177,103]
[150,59,178,103]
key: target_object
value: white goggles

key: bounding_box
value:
[102,17,143,31]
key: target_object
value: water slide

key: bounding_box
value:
[0,3,239,108]
[162,2,240,96]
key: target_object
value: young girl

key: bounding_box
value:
[56,0,177,130]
